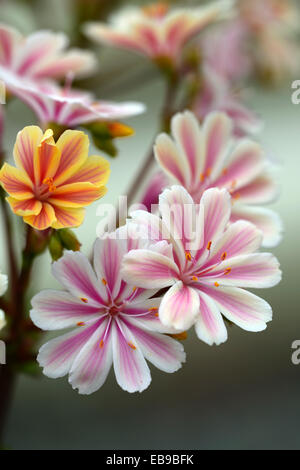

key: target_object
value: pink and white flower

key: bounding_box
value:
[6,78,146,128]
[0,24,96,94]
[122,186,281,345]
[30,229,185,394]
[194,67,262,138]
[84,1,233,65]
[154,110,282,247]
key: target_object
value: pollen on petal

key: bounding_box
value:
[80,297,88,303]
[128,342,136,350]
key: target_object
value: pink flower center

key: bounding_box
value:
[34,177,56,201]
[108,306,120,317]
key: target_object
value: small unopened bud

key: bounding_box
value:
[168,331,188,341]
[58,229,81,252]
[49,232,64,261]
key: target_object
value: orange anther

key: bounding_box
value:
[77,322,85,326]
[224,268,231,275]
[221,252,227,261]
[43,177,56,192]
[128,342,136,350]
[192,276,198,282]
[80,298,88,303]
[185,251,192,261]
[102,278,107,286]
[99,339,104,348]
[214,282,219,287]
[207,241,212,251]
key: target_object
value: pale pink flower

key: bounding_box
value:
[154,111,282,247]
[30,229,185,394]
[6,78,146,128]
[122,186,281,345]
[137,171,168,212]
[201,21,252,83]
[194,67,262,138]
[0,24,96,93]
[84,1,233,65]
[239,0,299,33]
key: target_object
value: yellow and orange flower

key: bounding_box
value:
[0,126,110,230]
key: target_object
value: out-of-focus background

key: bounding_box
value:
[1,0,300,450]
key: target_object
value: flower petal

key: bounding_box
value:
[52,251,106,306]
[69,318,113,395]
[154,132,190,186]
[214,140,265,190]
[207,220,263,267]
[231,205,283,248]
[34,129,61,186]
[37,319,103,378]
[13,126,43,181]
[231,172,279,205]
[94,237,124,299]
[122,249,179,289]
[200,285,273,332]
[23,202,56,230]
[48,182,107,208]
[202,112,232,180]
[53,130,88,186]
[51,206,85,229]
[204,253,281,288]
[65,155,110,186]
[200,187,231,251]
[112,320,151,393]
[195,291,228,346]
[6,196,42,216]
[171,111,204,186]
[159,281,200,330]
[124,317,186,373]
[0,163,33,200]
[30,290,101,330]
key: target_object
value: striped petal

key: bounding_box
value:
[231,205,283,248]
[23,202,56,230]
[122,249,179,289]
[200,284,273,332]
[34,129,61,185]
[13,126,43,181]
[155,133,190,186]
[48,182,107,208]
[124,317,186,373]
[202,112,232,180]
[195,291,228,346]
[52,251,107,307]
[94,237,124,299]
[53,130,89,187]
[7,196,42,216]
[112,320,151,393]
[200,188,231,251]
[36,319,103,379]
[159,281,200,330]
[65,155,110,186]
[31,290,102,330]
[52,206,85,229]
[231,173,278,205]
[0,163,33,200]
[69,318,113,395]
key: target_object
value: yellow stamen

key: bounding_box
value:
[214,282,219,287]
[207,241,212,251]
[77,322,85,326]
[169,331,188,341]
[80,298,88,303]
[222,168,228,176]
[192,276,198,282]
[142,2,169,18]
[224,268,231,275]
[185,251,192,261]
[102,278,107,286]
[99,339,104,348]
[128,342,136,350]
[43,177,56,192]
[200,173,205,182]
[221,252,227,261]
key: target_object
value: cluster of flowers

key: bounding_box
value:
[0,1,285,395]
